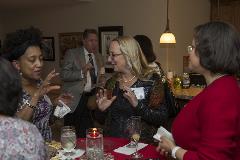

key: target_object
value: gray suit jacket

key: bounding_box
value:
[60,47,104,112]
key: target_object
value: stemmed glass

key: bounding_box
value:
[61,126,77,159]
[125,117,137,148]
[130,116,143,159]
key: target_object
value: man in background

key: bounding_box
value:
[61,29,105,137]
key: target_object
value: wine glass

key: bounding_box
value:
[130,116,143,159]
[61,126,76,158]
[125,117,137,148]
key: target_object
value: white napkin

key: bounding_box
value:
[113,143,148,155]
[153,126,174,141]
[84,71,92,92]
[53,100,71,118]
[57,149,85,159]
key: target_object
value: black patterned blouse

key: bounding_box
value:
[104,73,169,143]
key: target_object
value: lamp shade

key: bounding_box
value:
[160,0,176,44]
[160,32,176,43]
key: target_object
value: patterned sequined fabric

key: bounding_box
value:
[18,81,53,141]
[0,117,47,159]
[104,74,168,143]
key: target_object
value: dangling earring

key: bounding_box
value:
[19,70,23,76]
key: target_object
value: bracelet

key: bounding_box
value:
[171,146,181,159]
[25,100,36,109]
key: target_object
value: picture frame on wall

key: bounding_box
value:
[42,37,55,61]
[58,32,83,65]
[98,26,123,64]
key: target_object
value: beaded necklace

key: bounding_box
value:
[120,75,136,83]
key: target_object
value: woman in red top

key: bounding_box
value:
[157,21,240,160]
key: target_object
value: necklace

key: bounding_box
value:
[121,75,136,83]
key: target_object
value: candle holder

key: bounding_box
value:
[86,128,104,160]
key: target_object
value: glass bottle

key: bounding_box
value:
[182,73,190,89]
[173,75,182,89]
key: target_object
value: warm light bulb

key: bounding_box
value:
[160,32,176,43]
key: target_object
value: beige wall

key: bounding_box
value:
[0,0,210,77]
[0,17,5,44]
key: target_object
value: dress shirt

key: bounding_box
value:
[83,48,98,92]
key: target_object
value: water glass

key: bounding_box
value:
[60,126,76,157]
[86,128,104,160]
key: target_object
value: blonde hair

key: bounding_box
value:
[112,36,155,79]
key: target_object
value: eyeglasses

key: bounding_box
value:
[110,53,122,58]
[187,45,196,53]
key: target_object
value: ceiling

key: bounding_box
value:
[0,0,94,11]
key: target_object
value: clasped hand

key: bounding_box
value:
[82,63,93,74]
[156,136,176,157]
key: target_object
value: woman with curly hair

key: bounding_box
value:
[2,27,70,141]
[0,57,47,159]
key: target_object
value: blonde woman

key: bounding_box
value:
[96,36,169,143]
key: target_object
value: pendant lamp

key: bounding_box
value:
[160,0,176,44]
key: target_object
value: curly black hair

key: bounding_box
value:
[2,27,42,61]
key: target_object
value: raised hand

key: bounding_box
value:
[55,92,74,106]
[123,86,138,107]
[34,69,60,99]
[96,88,116,111]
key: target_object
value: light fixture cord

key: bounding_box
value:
[166,0,170,31]
[217,0,220,19]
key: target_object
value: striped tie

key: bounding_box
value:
[88,54,97,84]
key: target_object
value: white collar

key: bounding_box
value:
[84,47,93,56]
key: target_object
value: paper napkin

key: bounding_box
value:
[153,126,174,141]
[53,100,71,118]
[57,149,85,159]
[113,143,148,155]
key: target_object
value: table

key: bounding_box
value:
[171,86,203,111]
[172,86,203,100]
[76,137,165,160]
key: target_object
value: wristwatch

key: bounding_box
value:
[171,146,181,159]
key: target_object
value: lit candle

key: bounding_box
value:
[90,128,99,138]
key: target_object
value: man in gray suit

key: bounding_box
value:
[61,29,105,137]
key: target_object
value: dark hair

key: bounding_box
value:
[194,21,240,75]
[134,35,156,63]
[0,57,22,116]
[83,29,97,39]
[2,27,42,62]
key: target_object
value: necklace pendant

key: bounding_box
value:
[122,75,136,83]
